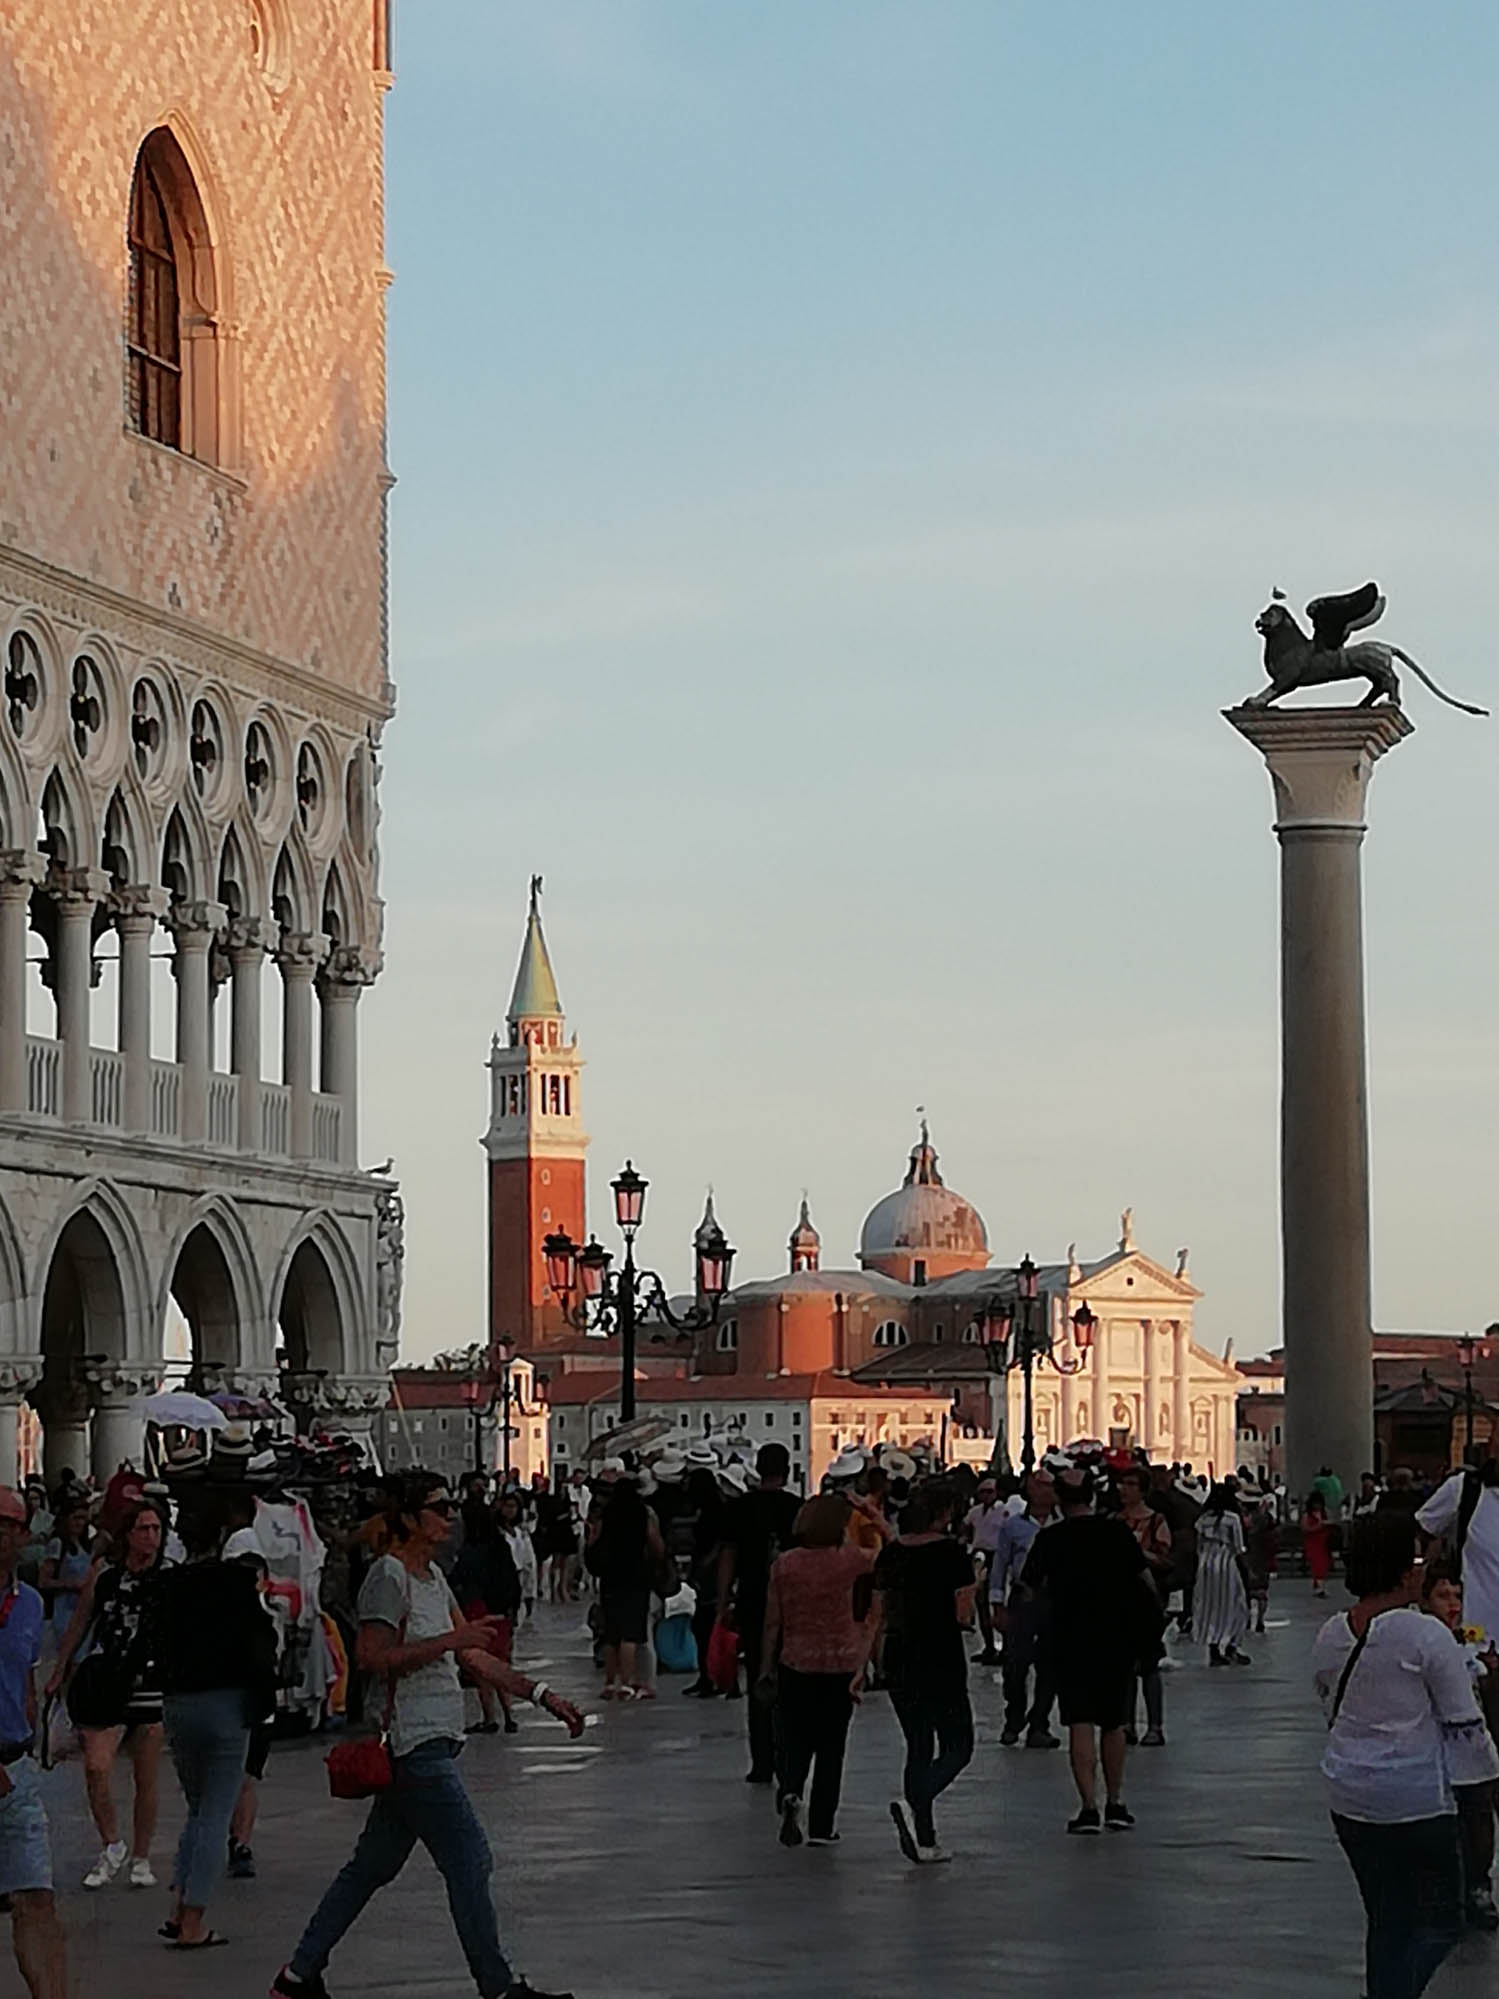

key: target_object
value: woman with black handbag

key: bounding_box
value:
[44,1497,166,1891]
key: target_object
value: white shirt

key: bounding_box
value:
[964,1502,1005,1557]
[1312,1605,1498,1823]
[1416,1475,1499,1642]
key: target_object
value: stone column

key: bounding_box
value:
[82,1362,156,1482]
[1172,1319,1190,1461]
[114,886,169,1134]
[0,855,44,1114]
[278,933,327,1159]
[0,1362,41,1485]
[318,946,375,1167]
[1144,1319,1161,1453]
[227,917,277,1153]
[167,901,226,1143]
[34,1379,91,1486]
[51,867,110,1123]
[1228,705,1412,1499]
[1092,1321,1111,1440]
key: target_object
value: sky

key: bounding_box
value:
[365,1,1499,1366]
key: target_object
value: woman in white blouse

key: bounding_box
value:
[1313,1510,1499,1999]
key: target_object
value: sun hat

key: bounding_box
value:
[164,1437,208,1479]
[650,1449,687,1482]
[719,1461,752,1494]
[683,1443,720,1469]
[209,1422,255,1477]
[878,1447,918,1481]
[826,1446,869,1483]
[0,1487,26,1526]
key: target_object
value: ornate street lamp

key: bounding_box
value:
[1457,1333,1487,1459]
[542,1161,736,1422]
[978,1258,1094,1476]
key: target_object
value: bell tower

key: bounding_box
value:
[484,879,588,1351]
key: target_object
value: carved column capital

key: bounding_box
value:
[319,1375,393,1417]
[0,852,45,900]
[165,899,228,944]
[46,864,112,911]
[79,1360,160,1406]
[320,943,380,990]
[275,930,330,976]
[110,883,171,928]
[0,1357,42,1404]
[224,914,280,960]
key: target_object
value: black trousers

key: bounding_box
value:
[1332,1812,1464,1999]
[777,1667,854,1839]
[889,1684,974,1847]
[741,1612,776,1779]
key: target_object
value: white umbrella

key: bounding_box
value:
[144,1390,228,1432]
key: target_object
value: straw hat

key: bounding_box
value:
[209,1422,255,1478]
[719,1461,752,1494]
[650,1449,687,1483]
[826,1446,869,1483]
[877,1447,918,1482]
[683,1443,720,1469]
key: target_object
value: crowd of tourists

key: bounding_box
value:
[0,1432,1494,1999]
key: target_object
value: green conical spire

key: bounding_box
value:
[507,874,563,1022]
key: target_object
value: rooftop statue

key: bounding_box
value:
[1245,583,1486,715]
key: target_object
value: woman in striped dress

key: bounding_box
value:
[1194,1485,1252,1667]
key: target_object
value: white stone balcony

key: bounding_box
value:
[22,1034,343,1164]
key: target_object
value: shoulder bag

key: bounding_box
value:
[326,1571,408,1799]
[1327,1616,1372,1727]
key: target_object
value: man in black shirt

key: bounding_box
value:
[1022,1467,1156,1835]
[872,1481,976,1863]
[717,1444,801,1784]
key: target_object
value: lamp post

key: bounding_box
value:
[460,1375,485,1477]
[980,1254,1094,1476]
[542,1160,735,1424]
[1456,1334,1491,1460]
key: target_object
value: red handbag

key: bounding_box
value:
[705,1619,740,1693]
[326,1595,404,1799]
[325,1733,393,1799]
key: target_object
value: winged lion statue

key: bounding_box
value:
[1244,583,1486,715]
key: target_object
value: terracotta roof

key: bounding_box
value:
[545,1370,950,1409]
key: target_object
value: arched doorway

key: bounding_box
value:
[277,1237,344,1378]
[37,1211,128,1484]
[167,1223,241,1387]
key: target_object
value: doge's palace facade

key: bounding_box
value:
[0,2,400,1480]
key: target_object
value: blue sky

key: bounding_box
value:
[366,1,1499,1362]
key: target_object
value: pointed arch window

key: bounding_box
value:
[127,151,181,446]
[123,130,236,468]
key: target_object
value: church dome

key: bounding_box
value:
[858,1124,988,1277]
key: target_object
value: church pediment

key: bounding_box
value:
[1070,1249,1202,1304]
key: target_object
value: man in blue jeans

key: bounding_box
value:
[273,1475,584,1999]
[0,1486,66,1999]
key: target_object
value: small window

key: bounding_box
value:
[961,1321,981,1344]
[872,1321,908,1349]
[764,1413,775,1427]
[912,1260,927,1287]
[791,1411,802,1428]
[716,1318,738,1353]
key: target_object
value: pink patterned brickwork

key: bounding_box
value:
[0,0,392,708]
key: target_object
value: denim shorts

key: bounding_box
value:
[0,1758,53,1895]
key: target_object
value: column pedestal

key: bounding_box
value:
[1227,703,1412,1498]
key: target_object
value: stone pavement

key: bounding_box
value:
[33,1589,1497,1999]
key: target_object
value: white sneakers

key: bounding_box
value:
[82,1843,153,1890]
[83,1841,127,1890]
